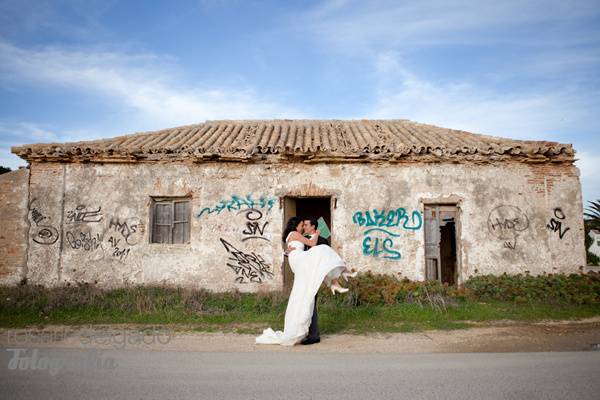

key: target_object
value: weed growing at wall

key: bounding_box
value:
[317,271,471,309]
[464,272,600,305]
[1,272,599,331]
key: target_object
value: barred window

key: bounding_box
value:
[151,198,190,244]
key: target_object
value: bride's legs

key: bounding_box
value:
[340,267,358,281]
[331,277,343,287]
[324,276,344,288]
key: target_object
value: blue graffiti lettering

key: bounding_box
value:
[352,208,422,230]
[197,194,277,218]
[362,235,402,260]
[354,207,421,261]
[364,228,401,237]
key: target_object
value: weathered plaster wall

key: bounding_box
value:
[0,168,29,285]
[21,161,586,290]
[26,163,64,286]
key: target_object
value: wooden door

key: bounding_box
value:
[424,205,441,281]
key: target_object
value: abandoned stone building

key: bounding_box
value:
[0,119,587,291]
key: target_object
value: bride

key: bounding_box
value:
[255,216,357,346]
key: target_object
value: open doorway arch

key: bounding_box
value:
[282,196,332,290]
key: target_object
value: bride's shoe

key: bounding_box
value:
[330,284,349,295]
[341,269,358,281]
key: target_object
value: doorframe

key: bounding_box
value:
[281,194,335,244]
[281,195,335,291]
[420,196,463,285]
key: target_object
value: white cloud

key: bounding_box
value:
[0,40,303,170]
[362,52,599,203]
[0,120,121,169]
[300,1,600,143]
[0,147,24,170]
[302,0,600,53]
[576,152,600,204]
[300,0,600,203]
[0,0,121,42]
[0,122,60,143]
[0,122,61,169]
[366,52,591,141]
[0,41,302,129]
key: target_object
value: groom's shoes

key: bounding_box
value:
[301,337,320,345]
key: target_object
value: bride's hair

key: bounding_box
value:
[282,216,303,243]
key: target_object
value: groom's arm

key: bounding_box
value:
[307,236,329,247]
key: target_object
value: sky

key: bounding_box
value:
[0,0,599,204]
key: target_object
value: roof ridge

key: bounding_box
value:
[11,119,574,163]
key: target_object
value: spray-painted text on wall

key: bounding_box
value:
[352,208,423,260]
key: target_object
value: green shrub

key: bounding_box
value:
[316,271,600,307]
[1,272,598,321]
[0,283,291,318]
[317,271,472,309]
[463,272,600,305]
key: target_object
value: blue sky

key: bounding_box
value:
[0,0,599,204]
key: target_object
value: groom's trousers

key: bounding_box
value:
[307,293,320,340]
[306,238,327,341]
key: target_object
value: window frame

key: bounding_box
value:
[150,197,191,244]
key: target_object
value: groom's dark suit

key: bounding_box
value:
[304,235,329,343]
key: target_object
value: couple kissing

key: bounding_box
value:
[255,216,357,346]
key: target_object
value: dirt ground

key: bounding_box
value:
[2,318,600,353]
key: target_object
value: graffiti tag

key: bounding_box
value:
[353,208,423,261]
[238,208,269,241]
[65,231,102,251]
[66,205,103,224]
[547,207,570,239]
[220,238,273,283]
[197,194,277,218]
[108,217,139,246]
[487,205,529,250]
[29,199,59,245]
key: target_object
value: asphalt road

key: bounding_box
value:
[1,348,599,400]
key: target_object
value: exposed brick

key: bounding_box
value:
[0,168,29,284]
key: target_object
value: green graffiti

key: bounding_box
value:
[352,208,422,230]
[197,194,277,218]
[362,228,402,260]
[353,208,422,261]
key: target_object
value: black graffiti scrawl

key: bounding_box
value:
[65,204,103,224]
[29,198,59,245]
[105,217,140,261]
[547,207,570,239]
[65,231,102,251]
[238,208,270,242]
[219,238,273,284]
[487,205,529,250]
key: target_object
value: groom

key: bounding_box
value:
[300,218,329,345]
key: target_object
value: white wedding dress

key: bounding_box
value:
[255,232,346,346]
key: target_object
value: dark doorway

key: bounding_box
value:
[282,196,332,290]
[424,205,458,285]
[439,219,457,284]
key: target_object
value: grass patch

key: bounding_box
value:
[2,272,599,334]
